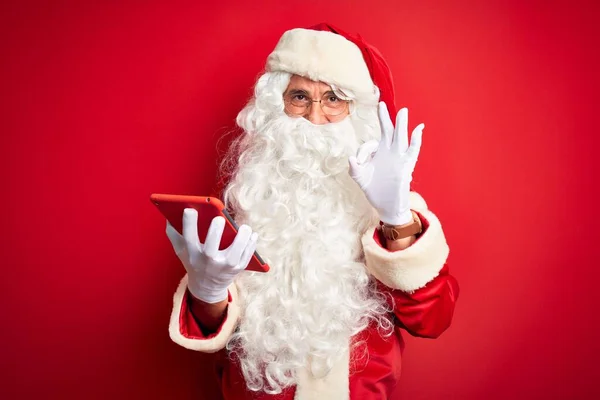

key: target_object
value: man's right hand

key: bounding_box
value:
[166,209,258,304]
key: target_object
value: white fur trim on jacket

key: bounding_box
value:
[362,192,450,293]
[266,28,376,101]
[295,346,350,400]
[168,275,240,352]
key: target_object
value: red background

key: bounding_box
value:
[1,1,599,399]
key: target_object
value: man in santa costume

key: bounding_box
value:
[165,23,459,399]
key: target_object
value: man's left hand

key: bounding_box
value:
[348,102,424,226]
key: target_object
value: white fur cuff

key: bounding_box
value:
[168,275,240,352]
[362,193,449,293]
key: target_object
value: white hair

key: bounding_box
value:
[222,71,392,394]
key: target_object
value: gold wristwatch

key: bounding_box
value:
[381,211,422,240]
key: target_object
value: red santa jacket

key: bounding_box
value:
[168,192,459,399]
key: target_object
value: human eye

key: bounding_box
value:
[323,92,342,105]
[323,91,340,102]
[293,94,307,101]
[286,90,310,106]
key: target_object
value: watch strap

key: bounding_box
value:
[381,211,422,240]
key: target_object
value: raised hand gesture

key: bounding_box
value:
[349,102,424,226]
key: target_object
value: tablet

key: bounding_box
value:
[150,193,269,273]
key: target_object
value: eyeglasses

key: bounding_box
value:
[283,90,350,117]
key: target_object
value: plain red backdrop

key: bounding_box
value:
[1,1,599,399]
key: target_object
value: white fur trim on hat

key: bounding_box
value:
[362,192,450,293]
[266,28,376,100]
[169,275,240,352]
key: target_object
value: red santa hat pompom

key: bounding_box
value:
[266,23,397,118]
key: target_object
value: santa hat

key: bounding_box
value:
[266,23,397,118]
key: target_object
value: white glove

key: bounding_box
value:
[349,103,424,226]
[166,208,258,303]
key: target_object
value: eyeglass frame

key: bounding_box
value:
[282,90,352,117]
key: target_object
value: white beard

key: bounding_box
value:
[223,113,390,394]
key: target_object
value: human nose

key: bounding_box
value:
[306,101,328,125]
